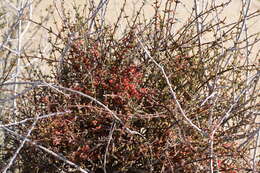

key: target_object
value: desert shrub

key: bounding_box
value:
[1,0,259,173]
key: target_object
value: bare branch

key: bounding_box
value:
[135,33,207,137]
[2,127,90,173]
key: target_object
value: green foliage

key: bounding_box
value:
[0,11,5,29]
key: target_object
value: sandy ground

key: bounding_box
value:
[32,0,260,59]
[1,0,260,54]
